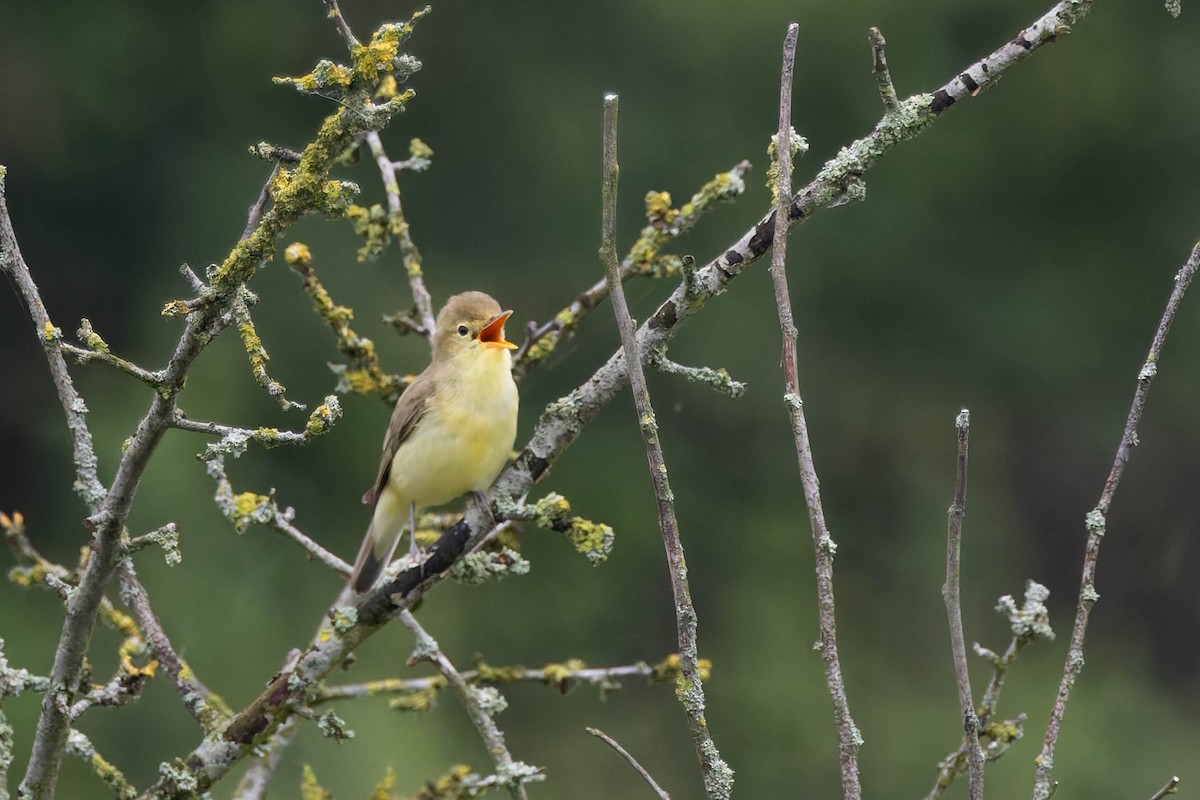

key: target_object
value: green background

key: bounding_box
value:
[2,0,1198,797]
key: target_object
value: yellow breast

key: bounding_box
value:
[387,347,517,508]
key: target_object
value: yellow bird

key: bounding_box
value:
[350,291,519,593]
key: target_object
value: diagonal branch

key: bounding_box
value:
[600,93,732,799]
[766,24,861,799]
[586,727,671,800]
[397,611,541,799]
[1032,241,1200,799]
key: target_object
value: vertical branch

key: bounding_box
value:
[867,27,899,112]
[600,94,733,799]
[766,26,863,800]
[1032,241,1200,799]
[942,410,983,799]
[363,131,437,343]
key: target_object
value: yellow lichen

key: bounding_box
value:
[284,242,313,267]
[42,321,62,342]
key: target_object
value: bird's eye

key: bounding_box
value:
[457,325,470,337]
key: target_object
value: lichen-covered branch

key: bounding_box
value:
[363,131,436,341]
[600,93,732,799]
[282,242,403,400]
[397,611,542,799]
[116,560,230,732]
[229,718,299,800]
[1032,241,1200,799]
[512,159,751,381]
[926,582,1054,800]
[0,170,107,510]
[65,730,137,800]
[768,25,862,799]
[942,410,982,799]
[868,27,898,112]
[60,319,165,390]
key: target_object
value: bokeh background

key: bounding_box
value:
[2,0,1198,797]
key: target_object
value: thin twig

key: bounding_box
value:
[600,93,732,799]
[1032,242,1200,800]
[586,727,671,800]
[1146,776,1181,800]
[240,164,280,242]
[116,559,228,731]
[767,25,862,799]
[62,320,165,389]
[316,659,668,702]
[868,27,899,111]
[397,611,540,799]
[364,131,436,344]
[323,0,360,50]
[230,717,300,800]
[943,409,982,799]
[65,730,137,799]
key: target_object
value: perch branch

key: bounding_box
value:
[397,611,541,799]
[767,25,862,799]
[942,409,982,799]
[1032,241,1200,798]
[601,93,732,799]
[229,718,299,800]
[586,727,671,800]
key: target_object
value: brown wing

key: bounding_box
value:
[361,371,437,507]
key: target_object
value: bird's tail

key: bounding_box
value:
[350,499,406,594]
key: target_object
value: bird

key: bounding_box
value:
[350,291,519,594]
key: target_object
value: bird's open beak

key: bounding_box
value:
[479,310,517,350]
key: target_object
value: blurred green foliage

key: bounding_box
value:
[2,0,1198,797]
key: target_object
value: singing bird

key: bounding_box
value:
[350,291,519,593]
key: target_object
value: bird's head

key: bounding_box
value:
[432,291,517,362]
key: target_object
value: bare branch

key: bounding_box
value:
[586,727,671,800]
[767,25,862,798]
[1147,776,1181,800]
[942,409,982,799]
[397,611,542,799]
[364,131,437,343]
[868,27,899,111]
[240,164,280,242]
[1033,241,1200,798]
[600,93,733,799]
[322,0,360,50]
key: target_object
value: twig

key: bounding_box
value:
[240,164,280,242]
[322,0,360,50]
[316,658,674,702]
[942,409,982,799]
[230,717,300,800]
[62,318,166,389]
[512,159,752,382]
[868,27,899,111]
[600,93,732,799]
[586,727,671,800]
[397,611,541,799]
[1147,776,1181,800]
[364,131,436,343]
[767,25,862,799]
[65,729,137,799]
[116,559,229,731]
[0,172,107,509]
[1032,241,1200,799]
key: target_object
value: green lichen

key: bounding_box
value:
[330,605,358,633]
[567,518,614,564]
[89,752,137,800]
[305,397,343,437]
[346,202,391,262]
[77,318,109,352]
[301,764,334,800]
[389,683,443,714]
[541,658,586,692]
